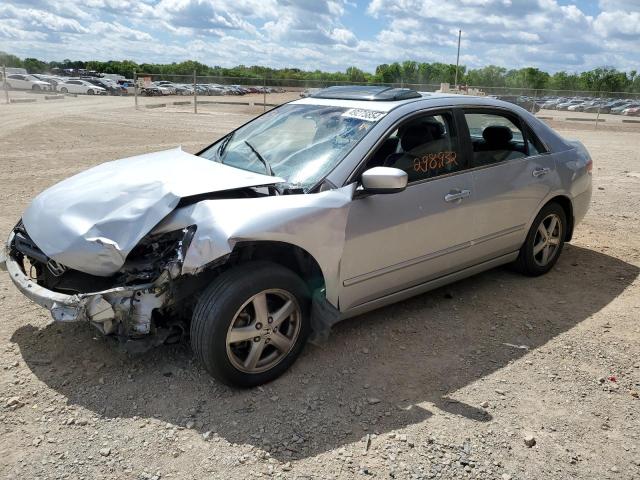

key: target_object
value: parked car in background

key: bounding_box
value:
[140,86,163,96]
[584,100,606,112]
[83,78,126,95]
[567,100,604,112]
[583,100,621,113]
[172,84,192,95]
[3,74,52,91]
[56,79,107,95]
[556,100,584,111]
[31,74,63,88]
[153,82,175,95]
[541,98,567,110]
[611,102,640,114]
[493,95,540,113]
[623,106,640,116]
[1,86,592,387]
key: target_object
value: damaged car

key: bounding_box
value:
[1,86,592,387]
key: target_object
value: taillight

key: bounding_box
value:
[586,158,593,174]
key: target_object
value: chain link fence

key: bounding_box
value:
[2,66,640,126]
[129,72,640,126]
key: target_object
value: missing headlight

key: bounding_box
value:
[120,226,197,284]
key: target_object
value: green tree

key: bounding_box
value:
[23,58,48,73]
[346,66,366,83]
[465,65,507,87]
[0,51,23,68]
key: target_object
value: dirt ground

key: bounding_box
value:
[0,96,638,480]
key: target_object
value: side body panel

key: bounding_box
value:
[469,153,559,260]
[339,173,477,310]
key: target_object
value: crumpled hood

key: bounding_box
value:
[22,147,283,276]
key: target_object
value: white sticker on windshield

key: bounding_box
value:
[341,108,386,122]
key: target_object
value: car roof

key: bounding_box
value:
[293,90,526,113]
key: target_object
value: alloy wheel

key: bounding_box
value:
[225,289,301,374]
[532,213,562,267]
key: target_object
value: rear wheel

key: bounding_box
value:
[514,203,566,276]
[87,89,94,95]
[32,84,40,91]
[60,87,68,94]
[191,261,310,387]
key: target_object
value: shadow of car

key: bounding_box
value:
[11,244,638,461]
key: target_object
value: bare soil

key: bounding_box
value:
[0,96,639,480]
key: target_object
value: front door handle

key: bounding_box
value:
[532,167,551,177]
[444,189,471,203]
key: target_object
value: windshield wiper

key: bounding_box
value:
[244,140,274,176]
[217,133,233,162]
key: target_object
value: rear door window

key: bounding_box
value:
[463,111,528,167]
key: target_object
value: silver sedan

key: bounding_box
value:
[1,86,592,386]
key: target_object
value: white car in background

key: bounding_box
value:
[3,74,52,91]
[151,82,174,95]
[56,79,107,95]
[155,81,178,94]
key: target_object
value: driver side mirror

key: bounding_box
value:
[360,167,408,194]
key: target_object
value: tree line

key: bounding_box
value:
[2,51,638,93]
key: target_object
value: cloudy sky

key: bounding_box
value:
[1,0,639,73]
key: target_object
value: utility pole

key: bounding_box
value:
[454,29,462,89]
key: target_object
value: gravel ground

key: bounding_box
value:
[0,96,639,480]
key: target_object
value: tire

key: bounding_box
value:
[32,84,40,91]
[87,89,94,95]
[514,202,567,276]
[60,87,68,94]
[191,261,311,387]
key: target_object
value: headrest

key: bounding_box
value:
[482,126,513,145]
[423,120,445,139]
[400,125,431,151]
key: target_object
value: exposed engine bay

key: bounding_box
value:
[9,221,199,345]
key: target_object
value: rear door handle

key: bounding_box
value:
[532,167,551,177]
[444,189,471,203]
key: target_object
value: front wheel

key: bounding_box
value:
[514,203,566,276]
[191,261,310,387]
[60,87,68,94]
[87,89,94,95]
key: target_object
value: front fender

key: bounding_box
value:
[152,185,356,305]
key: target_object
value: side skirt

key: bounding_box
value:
[338,251,519,322]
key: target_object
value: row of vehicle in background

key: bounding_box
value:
[140,81,286,97]
[1,73,129,96]
[2,74,54,91]
[490,95,541,113]
[539,97,640,115]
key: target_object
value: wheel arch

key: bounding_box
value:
[542,195,574,241]
[227,241,326,294]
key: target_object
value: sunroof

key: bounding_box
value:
[310,86,422,101]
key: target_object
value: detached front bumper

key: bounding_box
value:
[2,232,164,335]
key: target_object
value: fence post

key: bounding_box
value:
[193,70,197,114]
[133,70,138,110]
[595,103,601,130]
[263,73,266,112]
[2,65,8,104]
[531,90,537,114]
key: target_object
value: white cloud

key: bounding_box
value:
[0,0,638,73]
